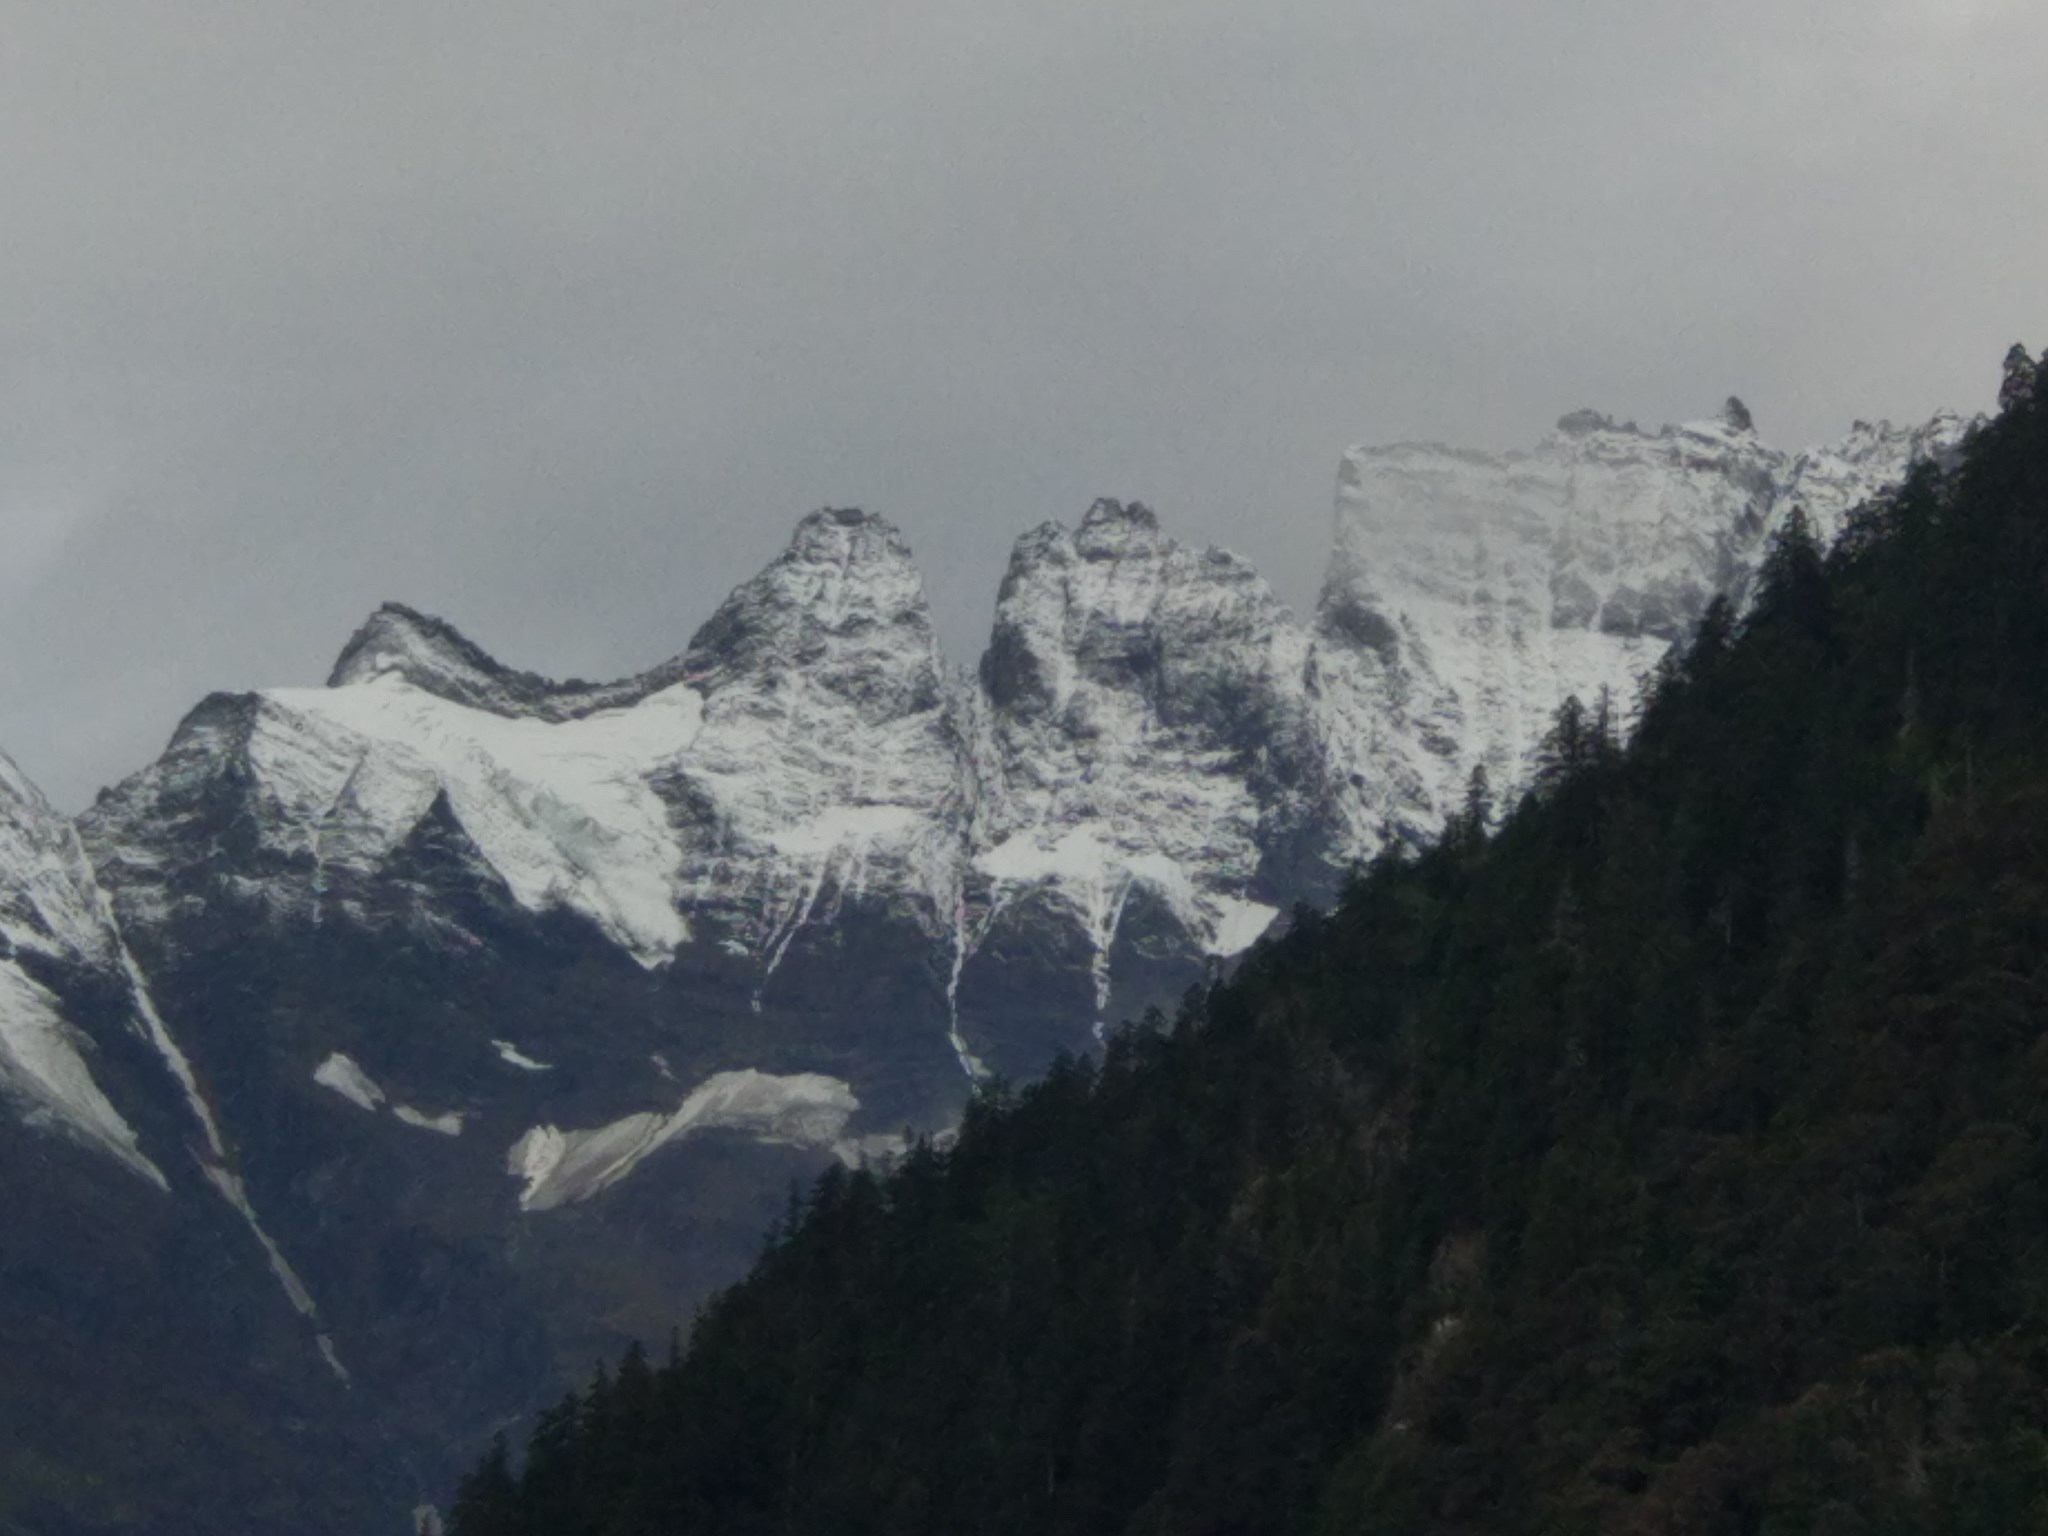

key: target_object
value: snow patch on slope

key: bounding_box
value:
[1209,895,1281,956]
[393,1105,465,1137]
[314,1050,464,1134]
[507,1069,858,1211]
[313,1052,385,1112]
[0,962,166,1186]
[492,1039,552,1072]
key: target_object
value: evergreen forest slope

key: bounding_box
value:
[447,347,2048,1535]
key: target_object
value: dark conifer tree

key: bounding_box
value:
[1999,340,2036,411]
[447,1434,519,1536]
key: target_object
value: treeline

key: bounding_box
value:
[448,345,2048,1535]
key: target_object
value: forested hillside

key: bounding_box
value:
[447,345,2048,1535]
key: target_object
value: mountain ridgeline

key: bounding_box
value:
[0,387,1991,1532]
[449,351,2048,1534]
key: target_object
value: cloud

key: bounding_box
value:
[0,503,90,596]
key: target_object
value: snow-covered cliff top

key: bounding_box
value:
[1313,402,1974,819]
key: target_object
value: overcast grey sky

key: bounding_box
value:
[1,0,2039,807]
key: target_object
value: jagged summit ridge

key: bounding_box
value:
[81,404,1968,1055]
[85,508,966,977]
[327,508,941,721]
[9,379,2007,1534]
[1775,410,1973,545]
[327,602,656,720]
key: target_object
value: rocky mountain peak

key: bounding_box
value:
[1073,497,1165,558]
[326,602,619,720]
[981,498,1302,732]
[966,500,1318,1000]
[755,506,924,598]
[1555,408,1619,437]
[332,602,511,694]
[682,508,943,718]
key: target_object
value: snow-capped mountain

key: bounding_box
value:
[1,396,1967,1534]
[87,508,965,978]
[653,507,967,990]
[1312,402,1972,832]
[1777,411,1973,544]
[80,405,1967,1087]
